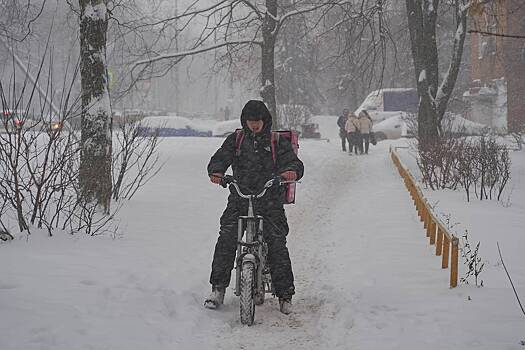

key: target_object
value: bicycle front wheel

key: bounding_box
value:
[239,261,255,325]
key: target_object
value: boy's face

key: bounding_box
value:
[247,119,264,134]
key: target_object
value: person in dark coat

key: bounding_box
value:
[205,100,304,315]
[337,108,350,152]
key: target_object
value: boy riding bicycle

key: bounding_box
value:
[205,100,304,314]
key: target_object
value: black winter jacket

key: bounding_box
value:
[207,102,304,204]
[337,115,347,130]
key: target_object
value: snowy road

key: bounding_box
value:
[1,118,523,349]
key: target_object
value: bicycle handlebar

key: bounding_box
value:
[219,174,299,199]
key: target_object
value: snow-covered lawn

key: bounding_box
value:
[395,140,525,286]
[1,118,523,349]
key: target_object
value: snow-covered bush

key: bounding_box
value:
[416,136,464,190]
[277,104,312,131]
[0,57,161,237]
[510,132,524,151]
[416,135,511,202]
[112,117,163,201]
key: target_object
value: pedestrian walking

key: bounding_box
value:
[345,112,361,155]
[358,110,373,154]
[337,109,349,152]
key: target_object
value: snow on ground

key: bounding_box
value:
[1,118,524,349]
[395,139,525,324]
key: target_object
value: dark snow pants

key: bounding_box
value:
[347,132,362,154]
[339,129,348,151]
[362,133,370,154]
[209,196,295,298]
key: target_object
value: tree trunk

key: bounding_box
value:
[261,0,278,128]
[78,0,112,213]
[418,94,440,146]
[406,0,469,148]
[406,0,440,145]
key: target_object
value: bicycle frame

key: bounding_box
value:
[230,181,271,298]
[220,175,298,314]
[234,200,266,297]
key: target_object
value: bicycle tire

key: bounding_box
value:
[239,261,255,325]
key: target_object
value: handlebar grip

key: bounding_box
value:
[220,175,235,188]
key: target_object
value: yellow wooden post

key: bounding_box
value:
[421,200,428,228]
[435,227,443,256]
[429,220,437,245]
[419,199,424,220]
[423,202,430,228]
[450,238,459,288]
[442,235,450,269]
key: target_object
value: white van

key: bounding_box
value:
[355,88,418,140]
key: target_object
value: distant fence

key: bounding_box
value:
[390,147,459,288]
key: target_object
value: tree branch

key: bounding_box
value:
[131,39,262,70]
[468,29,525,39]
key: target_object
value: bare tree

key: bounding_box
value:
[131,0,386,127]
[313,0,393,112]
[405,0,491,146]
[0,0,47,42]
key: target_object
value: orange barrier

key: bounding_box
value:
[390,147,459,288]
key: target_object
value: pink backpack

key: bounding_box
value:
[234,129,299,204]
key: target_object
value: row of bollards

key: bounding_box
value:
[390,147,459,288]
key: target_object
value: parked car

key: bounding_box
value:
[300,123,321,138]
[354,88,418,141]
[1,110,36,132]
[137,116,212,137]
[212,119,241,137]
[372,112,489,141]
[372,115,407,141]
[355,88,418,123]
[1,110,69,134]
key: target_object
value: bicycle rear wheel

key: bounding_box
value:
[239,261,255,325]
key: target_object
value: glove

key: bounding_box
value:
[280,171,297,181]
[209,173,223,185]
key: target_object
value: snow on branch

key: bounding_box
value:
[240,0,263,20]
[274,0,354,36]
[131,40,262,69]
[435,9,467,116]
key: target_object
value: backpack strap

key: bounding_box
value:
[235,129,244,156]
[270,132,279,165]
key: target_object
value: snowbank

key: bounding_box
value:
[212,119,241,136]
[140,116,215,133]
[373,114,489,141]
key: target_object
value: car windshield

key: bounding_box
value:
[358,91,383,111]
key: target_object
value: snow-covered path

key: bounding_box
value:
[1,119,523,349]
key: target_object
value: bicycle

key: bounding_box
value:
[219,174,297,325]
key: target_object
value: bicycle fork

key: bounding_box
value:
[234,215,264,296]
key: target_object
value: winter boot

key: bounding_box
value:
[204,286,225,309]
[279,297,293,315]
